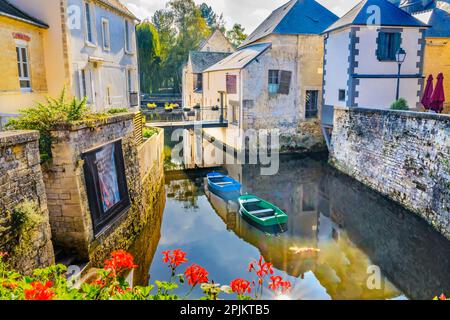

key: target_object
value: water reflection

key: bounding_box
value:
[149,154,450,300]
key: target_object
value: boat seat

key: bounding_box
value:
[249,209,275,217]
[216,182,233,186]
[241,199,260,204]
[209,175,225,179]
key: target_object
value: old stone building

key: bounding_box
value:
[0,0,49,128]
[202,0,338,152]
[3,0,140,115]
[182,29,234,109]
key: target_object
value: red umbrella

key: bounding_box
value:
[430,73,445,113]
[421,75,434,110]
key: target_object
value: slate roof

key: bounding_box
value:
[0,0,48,28]
[205,43,272,72]
[240,0,338,48]
[189,51,233,73]
[324,0,429,33]
[411,2,450,37]
[98,0,138,20]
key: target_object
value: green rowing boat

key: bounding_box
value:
[238,195,288,227]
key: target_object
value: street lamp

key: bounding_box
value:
[395,48,407,100]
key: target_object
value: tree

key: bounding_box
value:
[137,21,161,93]
[199,3,225,32]
[164,0,211,92]
[226,23,248,48]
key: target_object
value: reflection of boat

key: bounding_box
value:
[238,195,288,227]
[207,173,241,199]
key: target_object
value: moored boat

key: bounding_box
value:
[238,195,288,227]
[207,173,241,195]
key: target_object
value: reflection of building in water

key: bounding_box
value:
[203,155,449,300]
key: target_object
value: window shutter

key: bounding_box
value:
[226,75,237,94]
[376,32,385,60]
[393,33,401,57]
[278,71,292,95]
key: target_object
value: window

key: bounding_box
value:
[82,140,130,236]
[125,20,132,52]
[127,69,133,92]
[305,90,319,118]
[80,69,87,98]
[232,104,239,125]
[268,70,291,95]
[377,32,401,61]
[106,86,111,105]
[193,74,203,92]
[339,89,346,101]
[16,46,31,91]
[226,75,237,94]
[85,2,94,44]
[268,70,279,94]
[101,18,110,51]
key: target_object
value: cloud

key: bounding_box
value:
[123,0,361,32]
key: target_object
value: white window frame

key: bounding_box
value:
[101,18,110,51]
[84,1,96,47]
[16,44,31,92]
[124,20,134,54]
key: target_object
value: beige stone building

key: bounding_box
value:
[0,0,49,126]
[1,0,140,123]
[182,29,234,109]
[202,0,338,152]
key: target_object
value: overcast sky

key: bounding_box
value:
[124,0,362,33]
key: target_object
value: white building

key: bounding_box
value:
[10,0,140,112]
[322,0,429,130]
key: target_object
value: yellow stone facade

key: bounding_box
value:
[423,38,450,114]
[0,16,48,114]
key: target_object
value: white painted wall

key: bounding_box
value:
[355,27,421,75]
[354,27,423,109]
[323,29,350,108]
[356,78,420,109]
[68,0,139,111]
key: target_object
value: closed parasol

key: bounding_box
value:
[430,73,445,113]
[421,75,434,110]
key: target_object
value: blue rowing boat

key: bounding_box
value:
[207,173,241,195]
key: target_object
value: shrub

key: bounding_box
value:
[390,98,409,110]
[107,108,129,115]
[147,103,157,109]
[11,201,44,257]
[143,127,158,139]
[6,89,107,161]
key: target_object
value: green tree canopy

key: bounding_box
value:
[137,21,162,93]
[226,23,248,48]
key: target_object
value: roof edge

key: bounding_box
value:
[0,11,48,29]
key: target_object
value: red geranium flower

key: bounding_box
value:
[249,256,274,278]
[24,281,55,300]
[184,264,209,286]
[0,252,8,258]
[162,249,188,269]
[104,250,138,275]
[268,276,292,295]
[230,278,252,295]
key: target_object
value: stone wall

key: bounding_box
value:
[43,113,165,265]
[0,131,54,274]
[330,106,450,239]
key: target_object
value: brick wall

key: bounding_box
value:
[330,106,450,239]
[0,131,54,274]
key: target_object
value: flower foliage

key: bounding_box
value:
[0,249,293,300]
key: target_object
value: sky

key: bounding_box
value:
[124,0,362,33]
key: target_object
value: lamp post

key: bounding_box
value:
[395,48,407,101]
